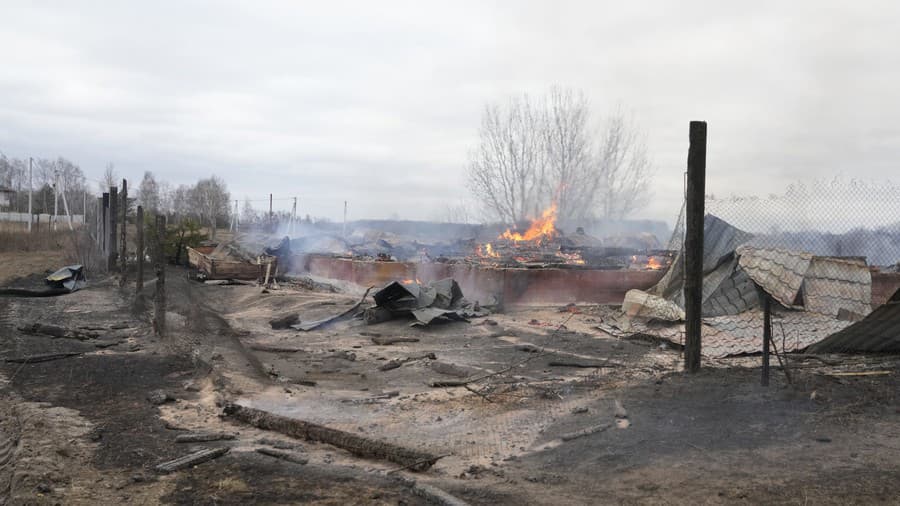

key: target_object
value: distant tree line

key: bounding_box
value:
[0,154,90,214]
[0,153,231,239]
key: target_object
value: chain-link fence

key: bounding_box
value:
[617,176,900,358]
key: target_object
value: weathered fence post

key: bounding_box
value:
[102,192,109,257]
[761,291,771,386]
[684,121,707,374]
[136,205,144,293]
[154,215,166,336]
[108,186,118,272]
[120,179,128,285]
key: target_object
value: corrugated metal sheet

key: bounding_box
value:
[702,261,759,317]
[736,246,813,307]
[802,256,871,318]
[653,215,753,310]
[702,310,852,358]
[807,289,900,353]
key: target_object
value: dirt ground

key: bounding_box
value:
[1,262,899,505]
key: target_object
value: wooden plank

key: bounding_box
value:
[155,447,229,473]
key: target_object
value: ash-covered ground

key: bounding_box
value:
[1,263,899,505]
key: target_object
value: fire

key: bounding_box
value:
[646,257,663,270]
[476,243,500,258]
[400,278,422,285]
[556,250,586,265]
[500,203,558,243]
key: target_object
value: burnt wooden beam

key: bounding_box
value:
[136,205,144,293]
[108,186,118,272]
[684,121,707,374]
[223,402,439,471]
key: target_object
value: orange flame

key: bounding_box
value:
[646,257,663,270]
[400,278,422,285]
[500,203,558,242]
[476,243,500,258]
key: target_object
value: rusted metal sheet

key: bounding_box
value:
[298,255,665,305]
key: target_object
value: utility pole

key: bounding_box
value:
[102,192,109,256]
[684,121,707,374]
[27,157,33,233]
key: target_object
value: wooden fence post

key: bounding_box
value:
[108,186,118,272]
[120,179,128,285]
[761,292,771,386]
[102,192,109,257]
[684,121,707,374]
[136,205,144,293]
[154,215,166,336]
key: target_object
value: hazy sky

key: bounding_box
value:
[1,1,898,225]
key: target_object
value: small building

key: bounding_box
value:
[0,186,15,210]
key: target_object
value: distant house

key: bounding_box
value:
[0,186,14,210]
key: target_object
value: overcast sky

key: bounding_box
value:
[1,1,898,225]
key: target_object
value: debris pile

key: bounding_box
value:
[366,278,490,327]
[603,215,885,357]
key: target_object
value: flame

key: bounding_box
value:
[500,203,558,242]
[646,257,663,270]
[556,250,586,265]
[476,242,499,258]
[400,278,422,285]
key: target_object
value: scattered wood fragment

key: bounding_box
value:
[249,344,305,353]
[18,323,97,340]
[560,423,611,442]
[269,313,300,329]
[256,437,304,451]
[175,432,236,443]
[380,353,436,372]
[548,360,622,368]
[256,447,309,465]
[431,361,473,378]
[4,352,84,364]
[827,371,891,377]
[224,403,440,471]
[429,380,467,388]
[155,447,230,473]
[93,340,122,349]
[371,336,420,346]
[408,480,471,506]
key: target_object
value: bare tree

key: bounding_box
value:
[100,163,118,193]
[466,88,652,226]
[466,95,546,224]
[191,176,230,239]
[138,171,161,213]
[595,110,652,219]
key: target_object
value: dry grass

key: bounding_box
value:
[0,224,104,284]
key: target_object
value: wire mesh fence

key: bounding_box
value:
[618,176,900,358]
